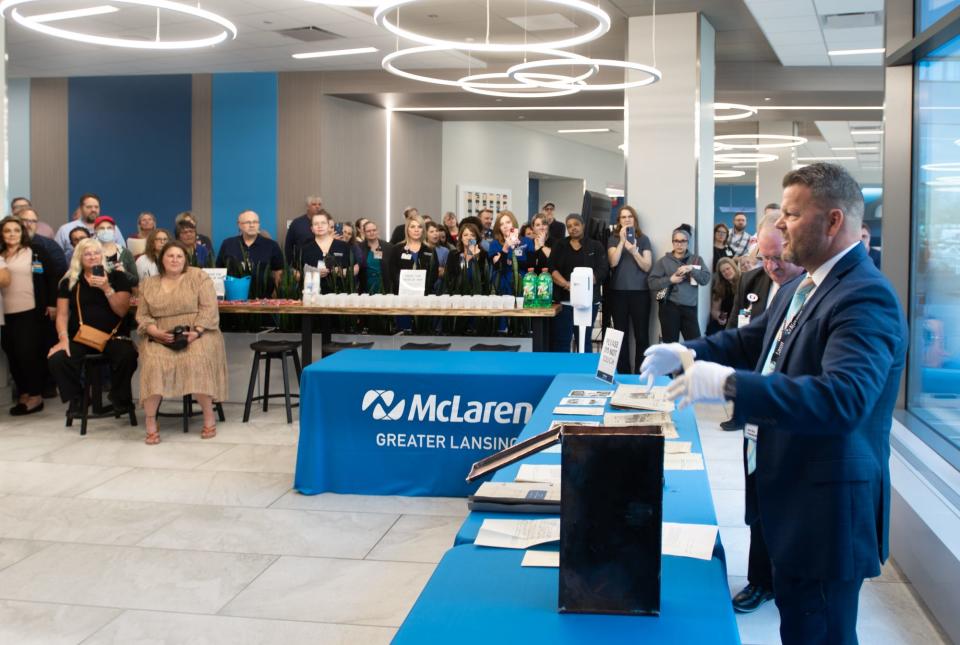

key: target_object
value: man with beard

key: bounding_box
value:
[55,193,125,260]
[728,211,755,257]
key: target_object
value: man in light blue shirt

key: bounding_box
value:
[55,193,125,260]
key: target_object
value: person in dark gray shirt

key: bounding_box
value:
[606,205,653,373]
[648,226,710,342]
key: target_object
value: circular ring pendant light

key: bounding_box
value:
[714,134,808,150]
[715,169,746,178]
[0,0,237,50]
[374,0,611,53]
[507,58,662,91]
[459,72,584,98]
[921,162,960,172]
[713,103,757,121]
[714,152,779,164]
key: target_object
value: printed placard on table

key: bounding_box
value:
[596,328,624,383]
[398,269,427,297]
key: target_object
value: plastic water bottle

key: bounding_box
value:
[522,268,537,308]
[537,268,553,307]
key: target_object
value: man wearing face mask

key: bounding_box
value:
[93,216,138,286]
[55,194,125,260]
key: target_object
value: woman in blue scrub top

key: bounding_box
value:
[488,210,535,297]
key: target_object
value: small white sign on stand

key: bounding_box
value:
[398,269,427,297]
[202,268,228,300]
[596,327,624,383]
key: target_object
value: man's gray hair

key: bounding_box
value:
[756,212,781,234]
[306,195,323,205]
[782,163,864,223]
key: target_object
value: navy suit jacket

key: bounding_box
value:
[685,243,907,581]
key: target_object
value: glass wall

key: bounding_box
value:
[910,33,960,465]
[918,0,960,33]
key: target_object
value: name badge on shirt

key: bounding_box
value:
[744,423,759,441]
[373,250,383,260]
[737,311,751,328]
[401,253,412,260]
[31,260,43,274]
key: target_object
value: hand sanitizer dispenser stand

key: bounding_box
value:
[569,267,594,353]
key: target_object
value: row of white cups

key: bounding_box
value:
[302,292,524,310]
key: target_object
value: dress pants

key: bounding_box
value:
[744,460,773,590]
[48,338,138,406]
[773,570,863,645]
[1,309,46,396]
[657,300,701,343]
[609,289,651,373]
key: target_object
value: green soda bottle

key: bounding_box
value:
[522,268,537,308]
[537,268,553,307]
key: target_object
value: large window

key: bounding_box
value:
[918,0,960,33]
[910,33,960,465]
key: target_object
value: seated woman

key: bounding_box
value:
[708,257,741,334]
[136,241,227,445]
[298,211,358,293]
[385,213,438,295]
[135,228,171,281]
[47,238,137,416]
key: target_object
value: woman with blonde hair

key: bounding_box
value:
[385,212,438,295]
[48,238,137,416]
[137,241,227,444]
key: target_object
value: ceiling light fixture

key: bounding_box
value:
[557,128,611,133]
[754,105,883,111]
[293,46,378,59]
[29,4,118,22]
[714,103,756,121]
[714,134,807,150]
[390,106,625,112]
[0,0,237,49]
[715,169,746,178]
[714,152,778,164]
[796,156,857,161]
[828,48,885,56]
[458,71,583,98]
[851,130,884,135]
[831,146,879,151]
[375,0,611,53]
[921,162,960,172]
[306,0,382,6]
[508,58,662,91]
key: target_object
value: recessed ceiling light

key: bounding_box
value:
[763,97,771,101]
[796,156,857,161]
[851,130,884,135]
[715,134,807,150]
[390,106,624,112]
[29,5,118,23]
[557,128,611,134]
[715,169,746,178]
[831,146,879,151]
[292,47,378,59]
[828,48,885,56]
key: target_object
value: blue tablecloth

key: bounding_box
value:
[455,373,719,545]
[394,545,741,645]
[294,350,597,497]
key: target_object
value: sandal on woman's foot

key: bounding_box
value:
[201,425,217,440]
[145,415,160,445]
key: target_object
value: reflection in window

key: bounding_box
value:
[911,33,960,458]
[918,0,960,33]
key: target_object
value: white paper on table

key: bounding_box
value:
[515,464,561,486]
[553,406,605,416]
[603,411,673,427]
[662,423,680,439]
[522,550,561,567]
[664,453,705,470]
[610,384,675,412]
[559,397,607,407]
[662,522,719,560]
[568,389,613,398]
[548,420,601,432]
[473,481,560,502]
[475,518,561,549]
[664,441,692,454]
[398,269,427,297]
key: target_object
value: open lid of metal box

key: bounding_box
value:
[466,423,664,482]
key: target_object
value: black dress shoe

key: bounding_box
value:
[11,402,44,416]
[720,419,743,432]
[732,583,774,613]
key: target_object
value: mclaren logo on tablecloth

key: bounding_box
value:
[361,389,534,425]
[361,390,406,421]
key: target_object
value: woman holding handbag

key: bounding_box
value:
[136,241,227,445]
[47,238,137,417]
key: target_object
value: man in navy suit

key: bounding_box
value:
[641,163,907,645]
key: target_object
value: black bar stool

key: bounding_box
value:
[66,353,137,436]
[243,340,302,423]
[157,395,226,433]
[470,343,522,352]
[321,340,375,358]
[400,342,451,351]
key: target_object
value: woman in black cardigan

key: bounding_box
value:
[385,213,439,295]
[0,216,60,414]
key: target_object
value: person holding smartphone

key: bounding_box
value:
[487,211,535,298]
[607,205,653,373]
[647,226,711,342]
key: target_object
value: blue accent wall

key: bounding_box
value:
[714,184,756,232]
[211,73,278,247]
[68,76,192,235]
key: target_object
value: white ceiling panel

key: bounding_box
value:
[813,0,884,13]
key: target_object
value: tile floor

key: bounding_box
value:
[0,399,949,644]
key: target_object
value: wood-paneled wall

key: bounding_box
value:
[277,72,324,243]
[191,74,212,238]
[29,78,69,224]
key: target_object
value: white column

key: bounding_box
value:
[626,12,715,337]
[755,121,795,215]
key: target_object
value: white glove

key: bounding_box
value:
[639,343,695,390]
[666,361,735,409]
